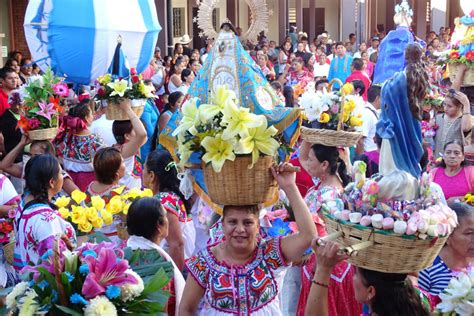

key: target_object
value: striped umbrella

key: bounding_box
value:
[24,0,161,84]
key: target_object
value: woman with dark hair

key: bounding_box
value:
[176,68,194,95]
[279,41,293,75]
[296,141,360,316]
[180,164,316,315]
[430,140,474,202]
[14,155,76,271]
[53,99,105,191]
[157,91,184,136]
[142,149,195,270]
[283,85,295,108]
[86,147,126,243]
[111,103,147,189]
[0,136,78,195]
[168,57,185,94]
[306,241,431,316]
[126,197,185,316]
[419,203,474,303]
[433,89,472,158]
[283,57,313,89]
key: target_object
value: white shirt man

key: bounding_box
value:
[361,86,381,152]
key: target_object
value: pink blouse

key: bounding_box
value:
[432,167,471,199]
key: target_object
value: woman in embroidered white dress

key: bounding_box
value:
[0,173,20,287]
[142,149,195,270]
[13,155,76,271]
[112,101,148,189]
[126,197,185,316]
[179,163,316,316]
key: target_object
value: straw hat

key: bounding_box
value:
[178,34,192,44]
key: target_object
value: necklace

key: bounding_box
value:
[442,115,460,145]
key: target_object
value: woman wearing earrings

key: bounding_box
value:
[296,141,362,316]
[142,149,195,270]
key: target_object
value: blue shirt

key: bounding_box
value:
[418,256,453,296]
[140,99,159,160]
[328,54,353,89]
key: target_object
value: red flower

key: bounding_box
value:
[17,116,31,131]
[131,75,140,84]
[98,87,106,97]
[450,51,461,60]
[130,68,137,75]
[466,51,474,61]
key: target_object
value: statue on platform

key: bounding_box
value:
[376,44,430,200]
[373,0,415,84]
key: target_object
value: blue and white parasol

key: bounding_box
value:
[24,0,161,84]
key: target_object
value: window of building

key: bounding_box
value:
[173,7,185,38]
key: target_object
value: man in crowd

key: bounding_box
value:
[360,85,381,152]
[0,67,19,117]
[367,36,380,57]
[328,42,353,89]
[346,58,371,101]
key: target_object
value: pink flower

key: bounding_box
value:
[28,118,41,129]
[81,247,138,298]
[366,182,380,195]
[36,101,56,121]
[330,103,340,114]
[52,83,69,97]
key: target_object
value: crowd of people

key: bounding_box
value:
[0,17,473,316]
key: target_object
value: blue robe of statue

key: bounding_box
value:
[373,26,414,84]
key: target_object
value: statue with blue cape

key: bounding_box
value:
[159,23,301,210]
[375,44,429,201]
[373,0,415,85]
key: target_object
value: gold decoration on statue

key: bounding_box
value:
[195,0,270,43]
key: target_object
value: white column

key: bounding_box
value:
[431,0,447,32]
[341,0,357,41]
[416,0,427,39]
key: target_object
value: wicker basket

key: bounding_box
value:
[301,126,363,147]
[28,127,59,140]
[4,240,14,265]
[203,155,278,205]
[105,98,145,120]
[449,63,474,87]
[301,78,363,147]
[321,211,448,273]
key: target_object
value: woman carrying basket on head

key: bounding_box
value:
[179,163,316,316]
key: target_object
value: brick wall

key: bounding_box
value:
[9,0,30,58]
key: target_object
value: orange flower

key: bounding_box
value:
[17,115,31,131]
[449,51,460,60]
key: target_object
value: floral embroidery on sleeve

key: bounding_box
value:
[185,253,208,288]
[263,237,288,270]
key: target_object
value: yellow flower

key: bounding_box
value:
[91,196,106,211]
[112,186,126,195]
[97,74,112,85]
[319,112,330,123]
[71,206,86,224]
[142,188,153,197]
[107,196,123,215]
[91,217,104,229]
[85,207,99,222]
[55,196,71,208]
[349,116,363,127]
[138,82,155,98]
[235,118,280,167]
[78,221,93,233]
[101,210,114,226]
[123,203,131,215]
[107,79,130,97]
[58,207,70,219]
[221,102,263,140]
[201,134,236,173]
[124,188,143,200]
[344,100,356,112]
[211,85,237,108]
[172,97,201,136]
[71,190,87,205]
[342,83,354,95]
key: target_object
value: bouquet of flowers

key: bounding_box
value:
[446,48,474,68]
[17,68,67,140]
[0,217,15,245]
[424,87,445,111]
[299,83,364,131]
[173,85,281,173]
[436,268,474,316]
[54,187,153,235]
[6,241,171,315]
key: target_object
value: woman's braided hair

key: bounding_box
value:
[24,154,61,205]
[405,44,429,121]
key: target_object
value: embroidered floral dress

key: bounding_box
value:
[158,192,196,259]
[13,201,76,271]
[296,181,362,316]
[55,133,105,191]
[186,237,289,316]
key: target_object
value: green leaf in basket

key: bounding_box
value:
[55,305,83,316]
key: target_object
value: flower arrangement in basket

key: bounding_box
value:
[434,267,474,316]
[17,69,67,140]
[318,161,458,273]
[94,68,155,120]
[298,79,364,147]
[5,241,171,315]
[54,187,153,236]
[174,85,282,205]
